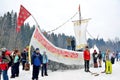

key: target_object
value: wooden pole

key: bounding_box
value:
[28,14,42,63]
[31,14,42,31]
[78,4,81,24]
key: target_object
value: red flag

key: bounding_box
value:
[16,5,31,32]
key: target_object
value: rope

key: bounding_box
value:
[86,29,95,39]
[47,12,78,33]
[84,19,95,39]
[46,11,95,39]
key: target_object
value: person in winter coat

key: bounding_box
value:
[0,48,11,80]
[11,50,21,78]
[102,51,106,62]
[92,50,98,68]
[66,38,72,50]
[71,39,76,51]
[32,48,43,80]
[98,51,102,67]
[116,52,119,61]
[0,50,2,79]
[21,49,28,70]
[1,48,12,68]
[83,46,91,72]
[102,49,111,73]
[41,51,48,77]
[111,52,115,64]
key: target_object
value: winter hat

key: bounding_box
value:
[85,46,89,49]
[36,48,39,51]
[1,48,7,52]
[94,50,96,52]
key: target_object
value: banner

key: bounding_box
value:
[17,5,31,32]
[29,27,84,65]
[73,18,91,50]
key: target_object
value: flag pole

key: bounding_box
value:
[31,14,42,31]
[28,14,42,63]
[78,4,81,24]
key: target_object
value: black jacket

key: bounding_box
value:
[21,51,28,61]
[98,53,102,60]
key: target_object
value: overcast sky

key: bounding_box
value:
[0,0,120,41]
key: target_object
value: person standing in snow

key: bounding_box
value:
[116,52,119,61]
[0,49,2,79]
[66,38,72,50]
[102,51,106,62]
[71,38,76,51]
[102,49,112,73]
[98,51,102,67]
[21,49,28,70]
[41,51,48,77]
[11,50,21,78]
[32,48,43,80]
[111,52,116,64]
[92,50,98,68]
[0,48,11,80]
[118,52,120,61]
[83,46,91,72]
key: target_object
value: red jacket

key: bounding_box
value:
[84,49,90,60]
[0,50,11,70]
[0,58,8,70]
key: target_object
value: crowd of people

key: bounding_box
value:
[83,46,120,74]
[0,45,120,80]
[0,47,49,80]
[92,50,102,68]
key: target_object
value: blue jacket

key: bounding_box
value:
[32,52,43,66]
[42,54,48,64]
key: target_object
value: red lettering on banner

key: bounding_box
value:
[34,28,78,58]
[63,51,69,57]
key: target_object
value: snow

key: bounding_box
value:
[90,45,99,53]
[1,61,120,80]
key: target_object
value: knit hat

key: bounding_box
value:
[36,48,39,51]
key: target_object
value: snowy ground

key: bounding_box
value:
[1,61,120,80]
